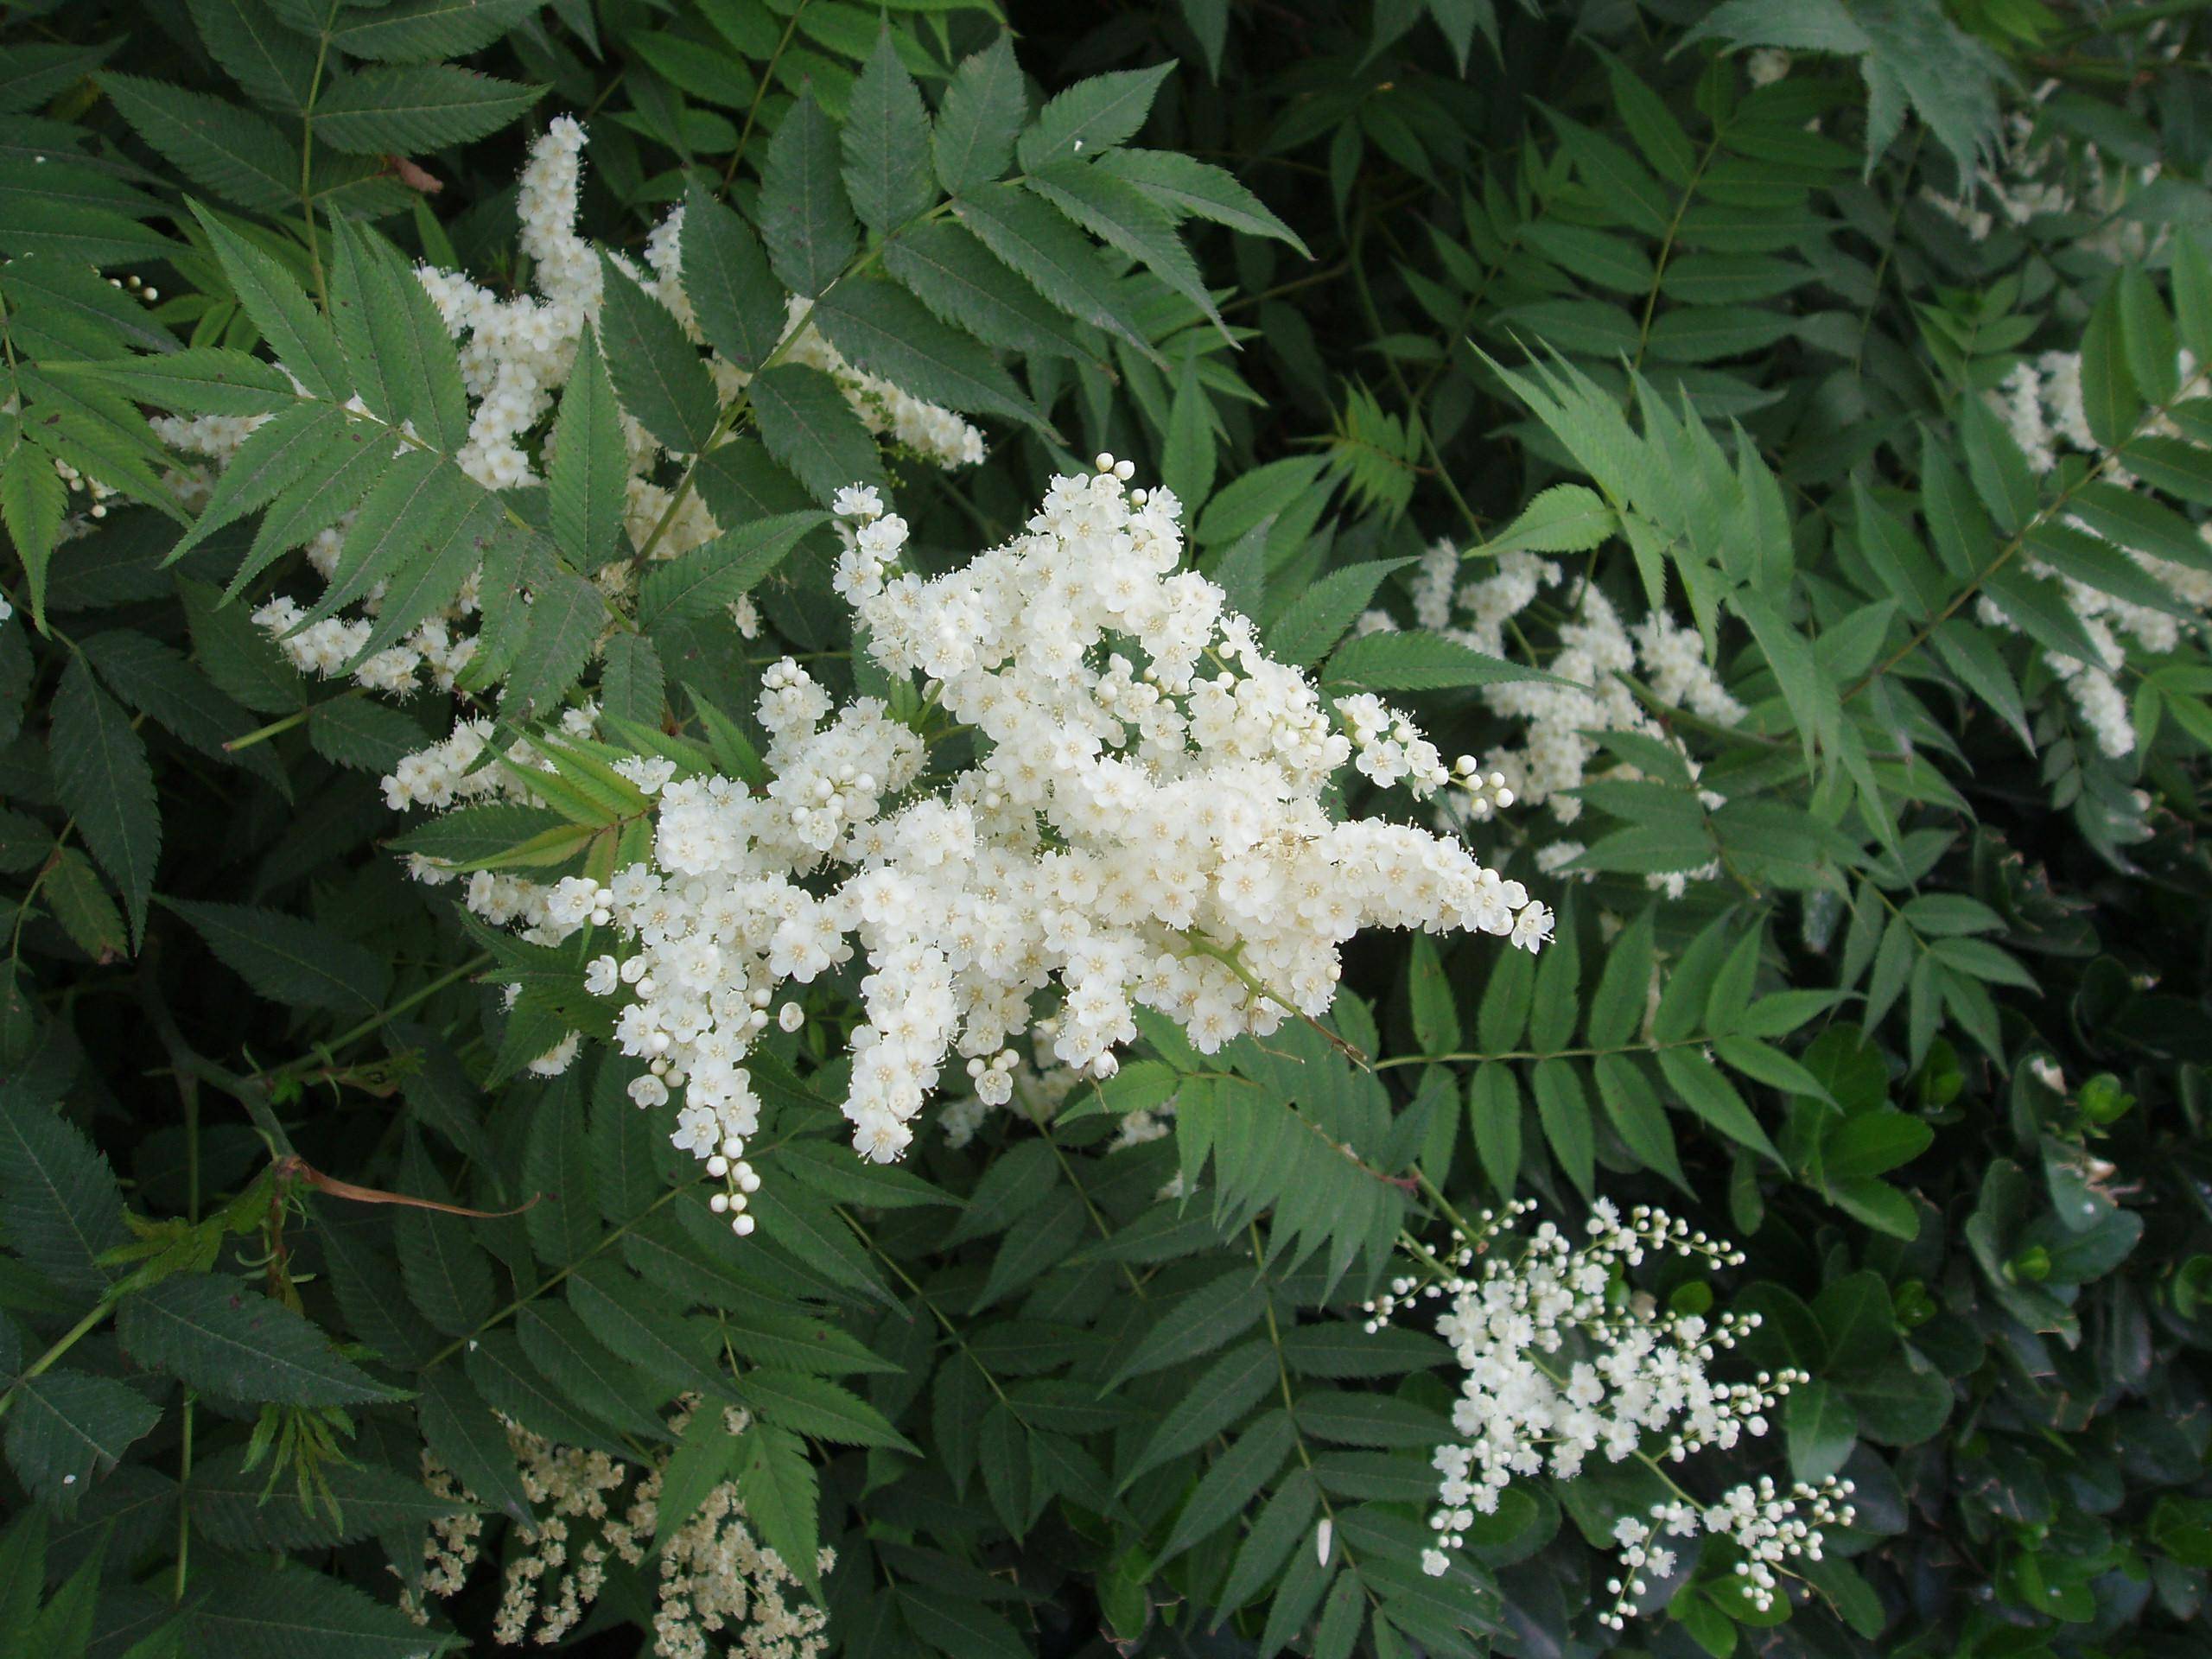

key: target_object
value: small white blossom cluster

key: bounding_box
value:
[175,115,968,715]
[1923,104,2164,264]
[1437,546,1743,829]
[414,1403,832,1658]
[149,403,490,699]
[939,1051,1176,1155]
[1403,541,1738,893]
[1984,347,2212,759]
[1375,1198,1849,1624]
[467,461,1548,1224]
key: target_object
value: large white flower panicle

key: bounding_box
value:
[1371,1198,1853,1629]
[495,459,1549,1233]
[1986,346,2212,759]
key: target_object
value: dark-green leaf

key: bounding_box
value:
[598,257,721,455]
[682,185,785,375]
[843,29,934,235]
[164,898,391,1019]
[117,1274,408,1407]
[48,658,158,951]
[748,363,884,503]
[811,280,1041,429]
[758,93,856,300]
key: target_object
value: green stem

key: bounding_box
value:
[296,950,493,1073]
[724,1,811,188]
[1846,359,2212,702]
[223,700,323,753]
[300,35,332,310]
[0,1294,124,1421]
[419,1180,691,1370]
[1629,130,1722,378]
[1371,1034,1707,1070]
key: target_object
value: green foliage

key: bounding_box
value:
[2,3,2210,1659]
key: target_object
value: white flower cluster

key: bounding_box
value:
[475,460,1548,1227]
[1373,1198,1851,1626]
[1438,546,1744,828]
[939,1051,1176,1156]
[414,1402,832,1658]
[1985,347,2212,758]
[1926,97,2174,266]
[169,115,972,712]
[1401,540,1739,893]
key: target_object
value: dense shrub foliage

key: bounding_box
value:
[2,1,2209,1656]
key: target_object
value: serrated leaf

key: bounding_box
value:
[184,1559,440,1659]
[0,440,67,628]
[326,216,470,454]
[1533,1058,1593,1197]
[118,1274,407,1407]
[51,347,294,417]
[1468,1062,1521,1199]
[521,1075,598,1265]
[1265,557,1412,667]
[1027,161,1221,332]
[1099,148,1309,255]
[42,847,128,963]
[883,219,1084,361]
[739,1368,918,1452]
[1019,63,1174,172]
[163,898,390,1018]
[568,1262,727,1397]
[933,35,1026,197]
[393,1160,497,1339]
[101,75,298,213]
[812,279,1040,429]
[1479,482,1617,554]
[955,182,1162,364]
[1161,352,1215,510]
[187,1445,480,1548]
[748,363,884,502]
[639,508,830,627]
[164,404,352,571]
[515,1304,671,1441]
[656,1396,742,1541]
[3,1372,159,1516]
[1160,1409,1292,1562]
[332,0,540,63]
[735,1422,823,1595]
[598,256,721,455]
[314,66,541,154]
[48,658,158,951]
[601,631,665,726]
[193,206,348,399]
[548,328,627,567]
[416,1369,532,1524]
[844,29,934,234]
[0,44,116,115]
[1325,629,1560,690]
[1217,1468,1318,1614]
[758,92,856,300]
[681,185,785,374]
[1105,1267,1268,1388]
[1656,1047,1781,1163]
[188,0,316,111]
[503,564,604,720]
[0,1084,121,1295]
